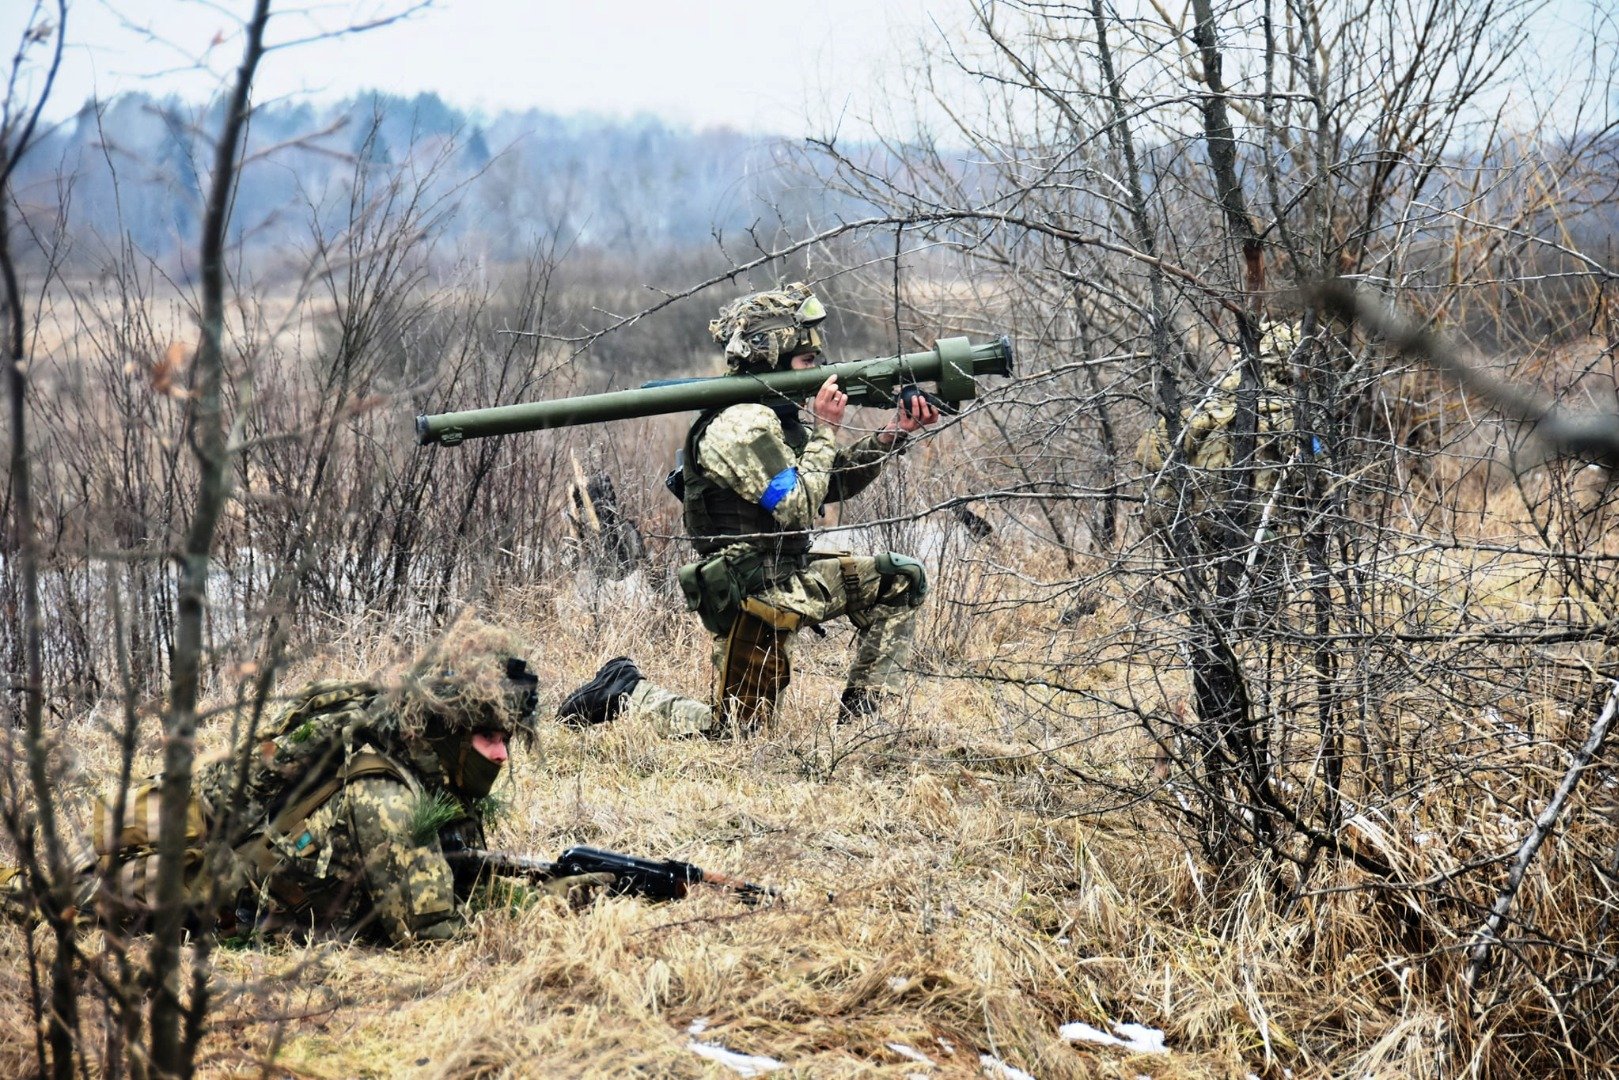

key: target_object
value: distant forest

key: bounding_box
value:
[11,90,856,275]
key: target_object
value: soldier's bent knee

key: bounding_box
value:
[874,551,928,608]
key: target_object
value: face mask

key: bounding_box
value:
[772,402,805,435]
[457,747,504,799]
[432,733,505,799]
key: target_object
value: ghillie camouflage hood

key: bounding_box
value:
[382,618,540,749]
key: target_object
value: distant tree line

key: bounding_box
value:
[9,90,868,274]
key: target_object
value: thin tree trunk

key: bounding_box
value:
[147,5,271,1075]
[0,8,74,1076]
[1464,680,1619,993]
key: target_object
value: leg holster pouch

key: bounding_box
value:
[874,551,928,608]
[717,598,801,734]
[678,548,767,636]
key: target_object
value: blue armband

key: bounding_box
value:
[760,467,800,511]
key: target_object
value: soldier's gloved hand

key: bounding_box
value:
[539,871,617,909]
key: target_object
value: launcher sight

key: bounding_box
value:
[416,335,1014,446]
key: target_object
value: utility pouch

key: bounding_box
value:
[716,600,796,735]
[91,780,211,914]
[93,781,207,859]
[679,549,765,636]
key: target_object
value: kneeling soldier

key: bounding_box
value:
[559,282,939,737]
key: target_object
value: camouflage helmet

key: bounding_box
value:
[1258,320,1301,364]
[1225,319,1302,384]
[386,618,540,749]
[708,281,828,374]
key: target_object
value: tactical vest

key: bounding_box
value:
[682,404,813,562]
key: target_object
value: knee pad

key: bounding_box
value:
[875,551,928,608]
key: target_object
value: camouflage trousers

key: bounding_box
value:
[628,553,921,736]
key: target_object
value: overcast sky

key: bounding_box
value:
[1,0,1603,138]
[2,0,967,135]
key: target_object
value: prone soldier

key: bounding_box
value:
[3,619,607,944]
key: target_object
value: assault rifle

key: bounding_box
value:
[445,844,777,904]
[416,335,1014,445]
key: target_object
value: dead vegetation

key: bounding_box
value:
[6,0,1619,1077]
[5,515,1618,1078]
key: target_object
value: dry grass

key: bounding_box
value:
[9,546,1610,1080]
[6,288,1619,1075]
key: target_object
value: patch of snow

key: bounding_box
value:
[980,1053,1037,1080]
[887,1043,935,1065]
[688,1040,783,1076]
[1062,1022,1117,1047]
[888,976,910,991]
[1114,1023,1167,1054]
[1060,1020,1168,1055]
[687,1017,710,1035]
[937,1037,956,1055]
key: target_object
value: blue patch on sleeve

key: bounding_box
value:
[760,467,800,511]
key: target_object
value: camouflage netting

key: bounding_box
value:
[384,618,539,747]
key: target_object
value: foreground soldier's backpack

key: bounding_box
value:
[220,680,390,833]
[87,680,407,921]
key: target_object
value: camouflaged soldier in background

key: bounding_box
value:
[559,282,940,736]
[4,620,548,944]
[1136,321,1303,535]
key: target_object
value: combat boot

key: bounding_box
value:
[557,657,644,727]
[837,686,888,725]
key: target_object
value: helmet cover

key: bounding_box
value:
[708,282,828,374]
[1258,320,1301,364]
[386,617,540,749]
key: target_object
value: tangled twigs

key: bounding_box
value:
[1313,279,1619,468]
[1462,679,1619,994]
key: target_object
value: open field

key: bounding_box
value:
[5,526,1614,1079]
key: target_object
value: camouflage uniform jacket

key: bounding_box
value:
[196,681,482,943]
[1137,357,1297,527]
[685,402,891,563]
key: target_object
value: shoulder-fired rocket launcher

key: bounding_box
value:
[415,335,1014,445]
